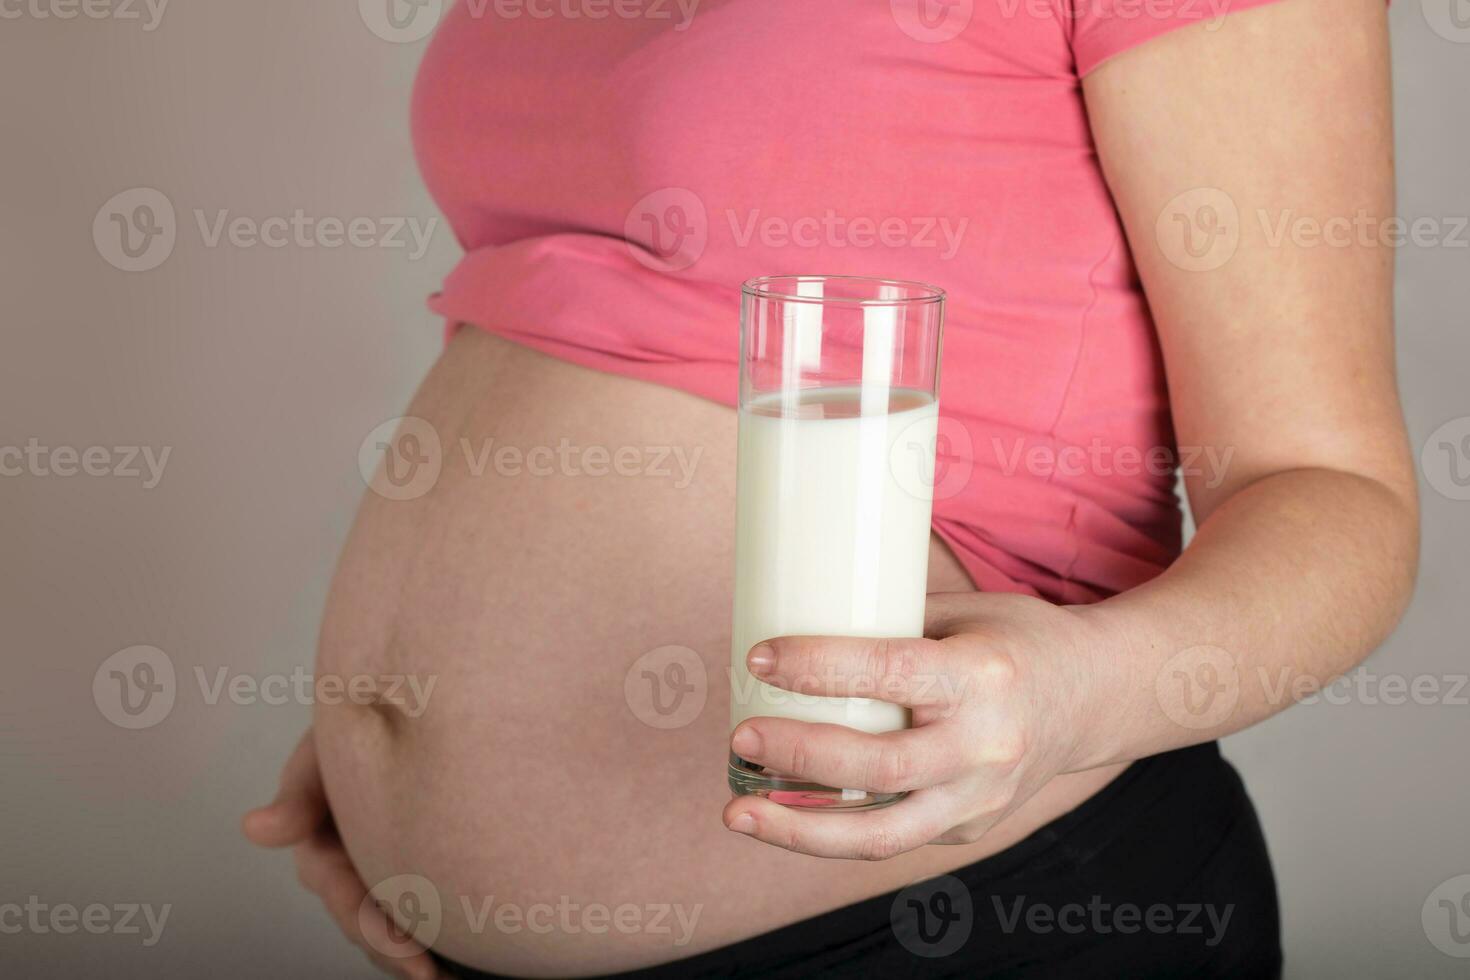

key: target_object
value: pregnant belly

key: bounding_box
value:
[314,328,1125,977]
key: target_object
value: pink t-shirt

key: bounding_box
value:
[412,0,1287,603]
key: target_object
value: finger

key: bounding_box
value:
[931,815,1008,847]
[746,636,956,707]
[353,890,437,978]
[302,846,429,969]
[730,719,966,795]
[243,729,329,847]
[291,836,438,980]
[293,828,355,896]
[721,787,961,861]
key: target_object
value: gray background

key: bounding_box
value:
[1,1,1466,977]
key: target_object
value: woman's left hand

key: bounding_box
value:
[721,591,1106,860]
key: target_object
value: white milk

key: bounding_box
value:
[730,387,938,734]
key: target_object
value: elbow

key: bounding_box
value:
[1372,469,1421,643]
[1389,485,1421,630]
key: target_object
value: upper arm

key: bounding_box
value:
[1080,0,1414,525]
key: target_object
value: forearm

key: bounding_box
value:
[1067,465,1419,771]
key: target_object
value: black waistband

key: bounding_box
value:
[439,741,1279,980]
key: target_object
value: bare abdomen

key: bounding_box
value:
[313,328,1121,976]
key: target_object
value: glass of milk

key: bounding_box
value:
[729,275,946,810]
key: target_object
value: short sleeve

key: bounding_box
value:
[1066,0,1291,77]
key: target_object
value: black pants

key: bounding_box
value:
[437,742,1281,979]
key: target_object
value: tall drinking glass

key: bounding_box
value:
[728,275,946,811]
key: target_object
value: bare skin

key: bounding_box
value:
[718,0,1417,858]
[274,328,1127,978]
[245,1,1416,977]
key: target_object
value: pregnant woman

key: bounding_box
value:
[244,1,1415,977]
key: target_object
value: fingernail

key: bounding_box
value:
[747,644,776,675]
[731,725,761,759]
[728,813,756,835]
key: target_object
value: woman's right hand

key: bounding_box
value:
[242,729,442,980]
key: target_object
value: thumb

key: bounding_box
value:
[243,729,329,847]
